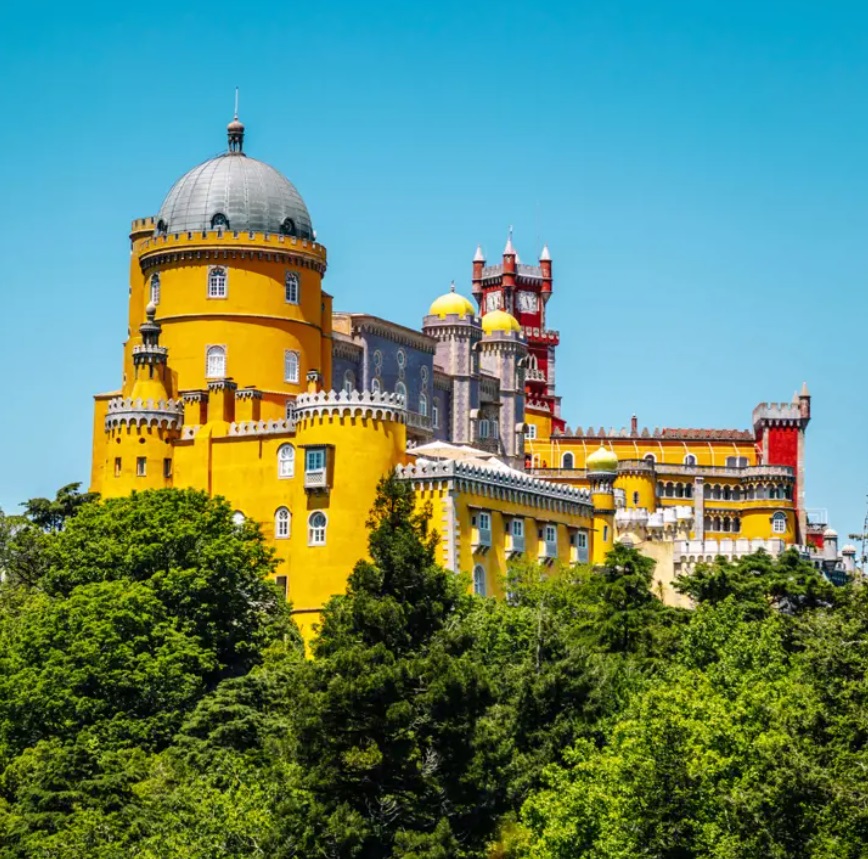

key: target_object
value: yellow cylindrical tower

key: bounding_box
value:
[587,445,618,563]
[101,303,183,498]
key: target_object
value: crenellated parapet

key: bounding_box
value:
[397,458,592,513]
[294,389,406,423]
[752,401,807,428]
[136,229,328,275]
[228,418,295,436]
[105,396,185,430]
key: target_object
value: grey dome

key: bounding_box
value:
[155,152,313,238]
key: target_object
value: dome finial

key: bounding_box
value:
[450,280,456,293]
[227,88,245,154]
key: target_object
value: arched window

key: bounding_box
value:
[155,219,167,235]
[657,482,664,496]
[284,350,299,383]
[473,564,486,596]
[644,454,656,465]
[419,392,428,416]
[723,518,731,532]
[772,512,787,534]
[561,452,574,469]
[733,518,741,533]
[713,516,722,532]
[150,273,161,305]
[371,377,382,394]
[275,507,291,539]
[685,483,693,499]
[285,400,296,422]
[285,271,300,304]
[210,212,229,230]
[232,511,245,527]
[432,402,440,428]
[208,266,227,298]
[206,345,226,378]
[704,483,711,498]
[277,444,295,478]
[723,486,732,501]
[713,485,722,500]
[343,369,355,394]
[308,511,327,545]
[395,381,407,403]
[396,349,406,369]
[675,483,684,498]
[280,217,296,236]
[665,483,674,498]
[684,454,697,466]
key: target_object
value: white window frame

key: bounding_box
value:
[208,266,227,299]
[478,512,491,531]
[285,350,300,384]
[511,519,524,538]
[285,400,296,422]
[526,424,537,440]
[285,271,300,304]
[150,273,161,305]
[275,507,291,539]
[432,401,439,428]
[306,447,326,474]
[577,531,588,549]
[277,443,295,479]
[343,369,355,394]
[478,418,490,439]
[545,524,557,543]
[395,381,407,403]
[205,345,226,378]
[136,456,147,477]
[371,377,382,394]
[308,511,327,546]
[473,564,486,596]
[419,392,428,417]
[772,512,787,534]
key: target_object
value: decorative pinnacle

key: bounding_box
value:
[473,244,485,263]
[801,381,810,397]
[227,89,245,154]
[540,244,551,261]
[449,280,456,293]
[145,301,157,320]
[504,226,515,256]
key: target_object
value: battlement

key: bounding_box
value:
[396,459,592,510]
[521,327,559,343]
[752,401,803,425]
[228,418,295,436]
[131,216,157,231]
[294,389,406,423]
[555,425,754,441]
[136,229,327,265]
[105,396,184,430]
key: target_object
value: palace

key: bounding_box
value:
[89,116,851,632]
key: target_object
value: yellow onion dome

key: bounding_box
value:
[482,309,521,334]
[586,444,618,473]
[428,282,476,319]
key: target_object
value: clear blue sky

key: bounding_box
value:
[1,1,866,539]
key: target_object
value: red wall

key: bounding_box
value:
[766,426,799,470]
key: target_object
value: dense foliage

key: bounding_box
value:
[0,480,863,858]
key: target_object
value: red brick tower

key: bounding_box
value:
[471,231,564,431]
[752,382,811,542]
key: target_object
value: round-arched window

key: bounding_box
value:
[206,345,226,378]
[211,212,229,230]
[275,507,291,539]
[395,381,407,403]
[308,511,327,545]
[280,218,296,236]
[561,452,575,469]
[473,564,486,596]
[684,454,697,466]
[772,512,787,534]
[277,444,295,478]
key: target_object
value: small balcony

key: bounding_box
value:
[506,533,525,556]
[473,527,492,552]
[304,469,329,491]
[538,538,558,563]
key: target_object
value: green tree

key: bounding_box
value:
[20,483,98,533]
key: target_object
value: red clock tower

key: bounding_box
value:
[472,231,564,431]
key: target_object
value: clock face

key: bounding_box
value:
[517,290,538,312]
[485,291,503,311]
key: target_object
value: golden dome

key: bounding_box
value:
[586,444,618,473]
[482,309,521,334]
[428,283,476,319]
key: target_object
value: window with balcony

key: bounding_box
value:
[473,511,492,549]
[277,444,295,478]
[304,447,329,490]
[508,518,525,554]
[308,511,327,545]
[544,524,557,544]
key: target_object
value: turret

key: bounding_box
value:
[587,445,618,563]
[539,244,552,304]
[472,245,485,301]
[823,528,838,563]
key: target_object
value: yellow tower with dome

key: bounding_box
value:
[90,115,597,636]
